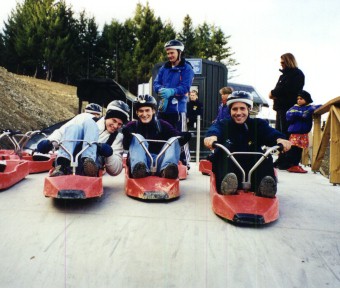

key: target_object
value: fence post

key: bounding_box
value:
[196,115,201,164]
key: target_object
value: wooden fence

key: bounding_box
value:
[311,96,340,185]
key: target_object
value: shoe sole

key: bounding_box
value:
[162,164,178,179]
[220,173,238,195]
[259,177,277,198]
[50,165,65,177]
[132,163,147,178]
[83,158,98,177]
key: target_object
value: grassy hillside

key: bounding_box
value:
[0,67,78,132]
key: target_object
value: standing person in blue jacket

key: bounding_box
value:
[213,86,233,123]
[122,95,191,179]
[269,52,305,169]
[204,91,291,198]
[153,39,194,170]
[285,90,321,173]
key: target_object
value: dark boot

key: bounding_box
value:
[82,158,99,177]
[220,173,238,195]
[258,176,277,198]
[50,157,70,177]
[132,162,148,179]
[161,163,179,179]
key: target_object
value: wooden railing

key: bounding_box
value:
[311,96,340,185]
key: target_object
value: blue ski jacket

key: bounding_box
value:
[286,104,322,134]
[153,58,194,113]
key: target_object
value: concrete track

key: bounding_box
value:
[0,163,339,287]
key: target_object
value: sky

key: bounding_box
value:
[1,0,340,119]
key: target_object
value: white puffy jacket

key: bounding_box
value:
[96,117,124,176]
[48,113,124,176]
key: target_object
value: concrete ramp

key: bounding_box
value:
[0,163,339,287]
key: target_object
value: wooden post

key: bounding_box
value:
[311,115,321,167]
[329,107,340,184]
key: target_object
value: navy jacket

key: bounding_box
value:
[206,117,286,153]
[187,99,203,126]
[122,118,191,154]
[214,102,231,122]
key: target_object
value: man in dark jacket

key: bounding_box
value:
[187,90,203,129]
[204,91,291,198]
[122,95,191,179]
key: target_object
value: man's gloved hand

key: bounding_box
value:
[159,88,175,99]
[97,143,113,157]
[179,132,192,146]
[122,128,133,148]
[37,139,53,154]
[158,98,169,112]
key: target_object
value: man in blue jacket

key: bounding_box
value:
[153,39,194,170]
[204,91,291,198]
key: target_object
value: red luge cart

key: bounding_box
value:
[0,159,29,190]
[209,143,281,225]
[43,140,103,199]
[124,134,185,200]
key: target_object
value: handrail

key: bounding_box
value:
[311,96,340,185]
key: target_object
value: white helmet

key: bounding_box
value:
[164,39,184,52]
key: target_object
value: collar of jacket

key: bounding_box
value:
[164,58,188,69]
[279,67,296,73]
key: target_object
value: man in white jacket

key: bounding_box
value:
[37,101,130,177]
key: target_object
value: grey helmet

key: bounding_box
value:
[227,91,253,109]
[133,95,157,111]
[85,103,102,114]
[105,100,130,123]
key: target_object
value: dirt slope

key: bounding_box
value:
[0,67,78,132]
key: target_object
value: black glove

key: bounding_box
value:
[179,132,192,146]
[97,143,113,157]
[122,127,133,149]
[37,139,53,154]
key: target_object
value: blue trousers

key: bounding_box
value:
[129,134,180,175]
[57,118,98,163]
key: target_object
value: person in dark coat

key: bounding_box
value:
[187,90,203,129]
[122,95,191,179]
[204,91,291,198]
[269,52,305,169]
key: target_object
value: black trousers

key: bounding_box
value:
[275,109,291,167]
[285,145,302,166]
[211,149,275,193]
